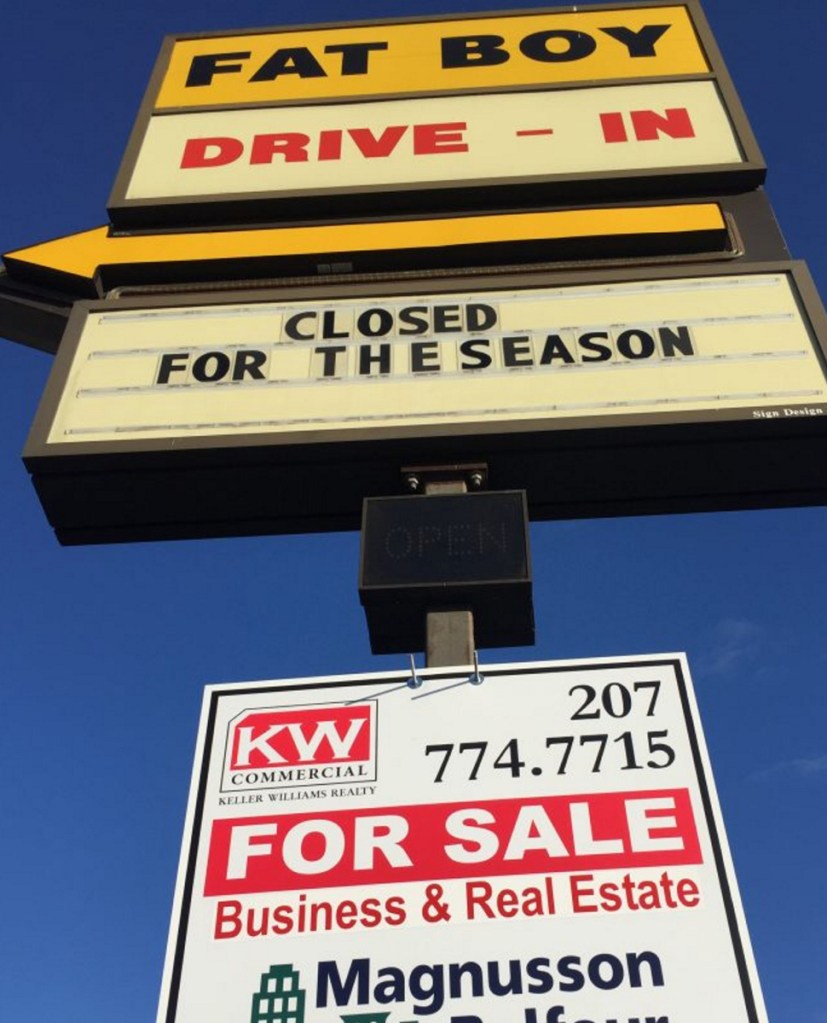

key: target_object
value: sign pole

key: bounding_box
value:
[422,475,475,668]
[426,609,475,668]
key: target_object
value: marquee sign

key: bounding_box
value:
[157,656,768,1023]
[28,266,827,446]
[108,3,764,226]
[23,261,827,543]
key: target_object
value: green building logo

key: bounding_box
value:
[251,965,306,1023]
[251,965,392,1023]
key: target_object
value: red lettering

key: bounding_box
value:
[250,133,310,164]
[465,877,556,920]
[676,877,700,906]
[180,122,476,167]
[318,129,343,161]
[413,121,469,154]
[570,873,599,913]
[599,108,695,143]
[347,125,407,158]
[599,112,628,143]
[466,880,498,918]
[631,107,695,140]
[571,870,702,913]
[214,899,242,938]
[180,136,244,168]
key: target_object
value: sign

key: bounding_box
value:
[153,6,711,109]
[1,202,730,298]
[28,265,827,446]
[359,491,533,652]
[118,82,744,211]
[157,656,767,1023]
[108,4,764,226]
[23,262,827,543]
[361,493,529,588]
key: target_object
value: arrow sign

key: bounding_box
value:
[3,204,728,297]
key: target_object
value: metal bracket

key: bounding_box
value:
[468,650,485,686]
[406,654,424,690]
[401,463,488,494]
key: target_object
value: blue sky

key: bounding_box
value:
[1,1,825,1021]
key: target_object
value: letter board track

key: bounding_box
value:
[158,656,767,1023]
[108,2,765,227]
[22,261,827,544]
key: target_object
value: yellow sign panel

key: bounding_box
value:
[45,273,827,447]
[156,6,708,109]
[4,204,726,281]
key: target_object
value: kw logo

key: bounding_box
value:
[225,703,377,791]
[231,704,372,768]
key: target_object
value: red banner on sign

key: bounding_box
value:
[205,788,701,895]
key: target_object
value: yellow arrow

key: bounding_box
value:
[3,204,727,296]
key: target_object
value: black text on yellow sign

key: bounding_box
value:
[155,5,708,108]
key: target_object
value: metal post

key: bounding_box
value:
[422,477,475,668]
[426,609,475,667]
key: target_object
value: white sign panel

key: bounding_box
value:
[158,656,767,1023]
[124,81,741,202]
[45,269,827,447]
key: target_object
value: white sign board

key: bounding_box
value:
[42,268,827,447]
[158,656,767,1023]
[124,81,741,203]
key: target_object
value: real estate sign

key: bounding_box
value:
[158,656,767,1023]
